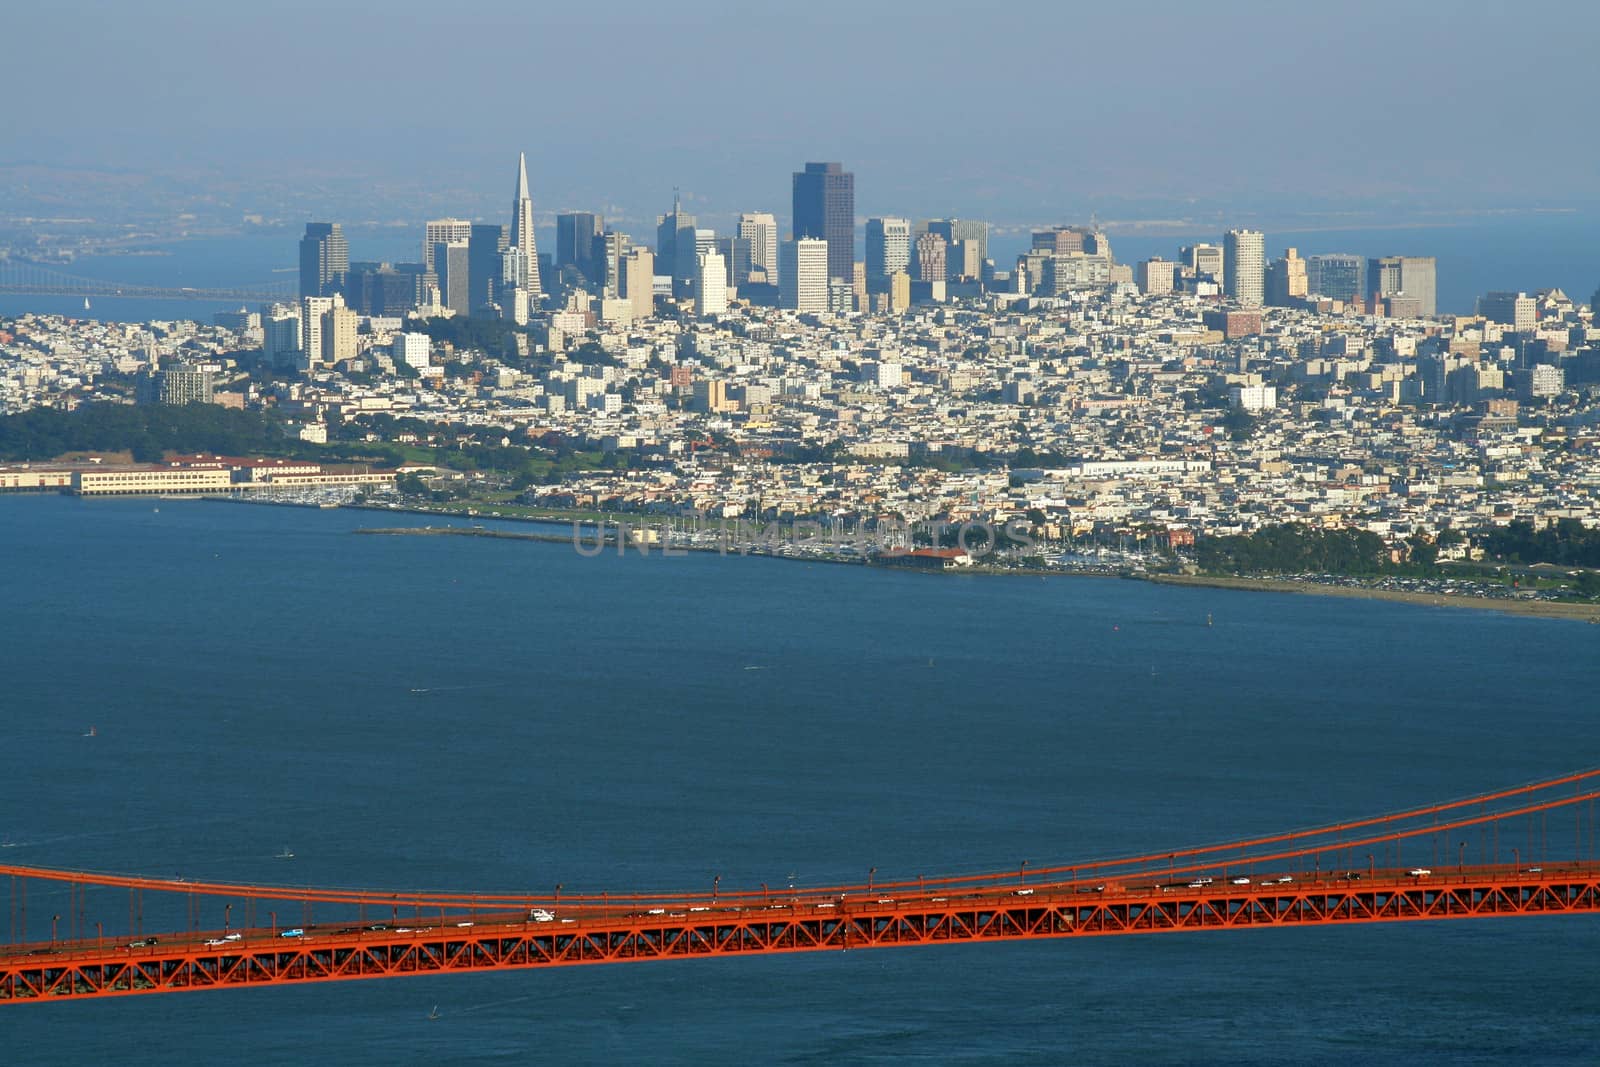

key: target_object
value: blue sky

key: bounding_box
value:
[6,0,1596,230]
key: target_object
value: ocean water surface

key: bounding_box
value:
[1,495,1598,1064]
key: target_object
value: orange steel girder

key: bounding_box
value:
[4,869,1599,1004]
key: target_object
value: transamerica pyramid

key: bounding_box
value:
[510,151,542,300]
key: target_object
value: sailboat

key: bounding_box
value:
[427,1005,441,1021]
[83,297,91,312]
[83,725,97,737]
[276,846,295,860]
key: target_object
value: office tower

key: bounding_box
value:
[792,161,854,282]
[1515,364,1564,401]
[299,295,335,369]
[1033,227,1087,256]
[423,218,472,271]
[344,263,423,317]
[719,235,753,287]
[392,333,431,371]
[1305,254,1364,303]
[1266,247,1308,306]
[1223,229,1265,306]
[1041,254,1111,294]
[622,247,655,321]
[865,217,911,291]
[779,238,829,312]
[557,212,603,277]
[914,233,947,283]
[1136,258,1175,296]
[657,192,695,297]
[142,364,215,406]
[695,251,728,316]
[298,223,348,299]
[1478,291,1537,330]
[433,240,471,316]
[501,247,532,297]
[828,279,855,314]
[675,228,715,297]
[1183,243,1224,280]
[501,286,529,326]
[1083,230,1113,261]
[927,219,988,266]
[468,224,509,314]
[1368,256,1437,317]
[593,230,631,297]
[888,271,911,312]
[509,152,543,301]
[322,301,358,364]
[737,212,779,284]
[948,239,981,282]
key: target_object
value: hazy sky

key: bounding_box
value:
[6,0,1597,230]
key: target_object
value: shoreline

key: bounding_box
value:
[10,494,1599,620]
[1147,573,1600,623]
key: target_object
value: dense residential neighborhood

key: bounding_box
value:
[4,275,1598,577]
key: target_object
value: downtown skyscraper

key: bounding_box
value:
[1368,255,1437,317]
[736,212,780,285]
[1224,229,1265,307]
[509,151,543,301]
[299,223,348,299]
[792,162,854,283]
[865,217,910,291]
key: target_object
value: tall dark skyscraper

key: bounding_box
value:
[556,212,603,281]
[468,223,509,315]
[792,162,854,283]
[656,192,694,298]
[299,222,348,299]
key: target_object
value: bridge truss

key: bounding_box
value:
[4,767,1600,1004]
[0,257,294,303]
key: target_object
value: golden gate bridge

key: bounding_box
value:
[4,767,1599,1005]
[0,258,296,304]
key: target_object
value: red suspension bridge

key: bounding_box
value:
[5,768,1600,1005]
[0,257,295,303]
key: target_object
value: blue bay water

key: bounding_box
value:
[1,495,1599,1063]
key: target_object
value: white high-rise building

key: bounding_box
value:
[865,217,911,290]
[299,295,336,370]
[423,218,472,271]
[780,239,829,312]
[321,301,358,365]
[737,212,779,284]
[392,332,431,370]
[1136,257,1175,296]
[1224,229,1265,307]
[509,151,543,301]
[261,304,302,368]
[695,251,728,316]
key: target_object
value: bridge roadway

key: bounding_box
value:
[5,863,1598,1003]
[0,283,287,302]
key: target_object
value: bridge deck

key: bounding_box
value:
[5,865,1597,1003]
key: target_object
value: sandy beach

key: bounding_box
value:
[1148,573,1600,622]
